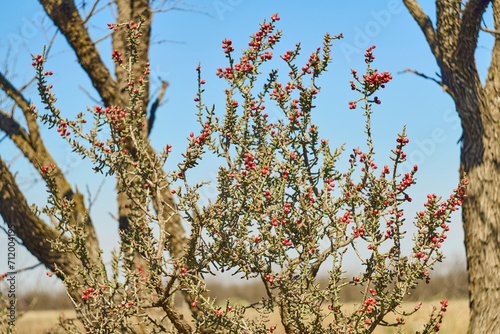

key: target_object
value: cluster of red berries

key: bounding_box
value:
[243,153,256,171]
[308,49,321,67]
[431,300,449,331]
[111,50,123,63]
[364,45,376,63]
[393,135,409,160]
[282,50,293,61]
[260,165,270,176]
[288,111,303,124]
[126,21,138,30]
[188,123,210,146]
[397,172,415,191]
[339,211,353,224]
[353,227,364,238]
[260,50,273,60]
[244,100,266,118]
[213,309,224,316]
[304,189,315,205]
[281,202,291,214]
[301,49,321,74]
[357,149,379,170]
[247,15,280,53]
[361,298,377,313]
[424,271,431,284]
[143,62,151,75]
[414,251,428,262]
[40,163,55,172]
[351,69,359,82]
[423,193,438,207]
[222,39,234,53]
[137,264,149,281]
[383,227,393,239]
[31,54,43,66]
[325,177,336,192]
[56,121,73,137]
[164,144,172,157]
[428,232,446,249]
[426,181,466,221]
[269,83,286,101]
[439,300,448,312]
[216,66,233,79]
[233,55,254,75]
[0,272,7,281]
[363,70,392,87]
[107,22,118,31]
[81,286,106,301]
[250,24,271,50]
[115,300,134,309]
[381,165,391,177]
[96,105,139,130]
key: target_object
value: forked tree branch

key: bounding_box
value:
[0,72,41,149]
[148,80,169,136]
[82,0,101,25]
[0,69,103,272]
[454,0,491,69]
[399,68,455,98]
[403,0,439,59]
[39,0,118,106]
[0,106,103,266]
[0,157,81,285]
[485,0,500,93]
[0,110,33,160]
[480,26,500,34]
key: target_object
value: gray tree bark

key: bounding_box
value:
[403,1,500,332]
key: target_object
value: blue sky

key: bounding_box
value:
[1,1,494,291]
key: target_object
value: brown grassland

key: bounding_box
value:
[14,299,468,333]
[10,268,469,333]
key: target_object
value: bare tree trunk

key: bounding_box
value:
[0,159,84,303]
[0,0,187,302]
[404,1,500,332]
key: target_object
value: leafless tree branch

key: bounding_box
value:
[39,0,118,106]
[403,0,439,59]
[79,84,102,104]
[82,0,101,25]
[148,80,169,136]
[480,26,500,34]
[399,68,455,98]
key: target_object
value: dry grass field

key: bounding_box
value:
[13,299,468,334]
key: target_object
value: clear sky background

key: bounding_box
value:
[0,1,494,293]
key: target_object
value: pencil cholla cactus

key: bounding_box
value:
[27,13,466,334]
